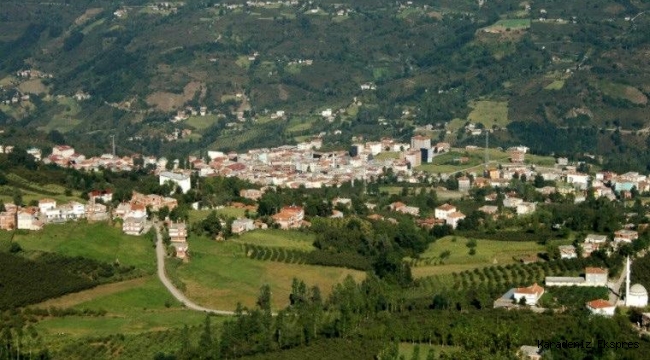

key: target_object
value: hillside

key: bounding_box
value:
[1,0,650,168]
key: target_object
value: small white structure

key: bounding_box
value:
[586,299,616,317]
[159,171,191,194]
[232,218,255,234]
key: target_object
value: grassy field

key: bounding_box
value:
[416,149,510,174]
[598,81,648,105]
[467,100,509,129]
[409,236,544,278]
[186,114,219,130]
[374,151,401,160]
[231,229,315,251]
[168,237,365,311]
[33,276,212,340]
[13,221,156,273]
[399,343,461,359]
[544,79,565,90]
[484,18,531,31]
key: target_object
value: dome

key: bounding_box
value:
[630,284,648,296]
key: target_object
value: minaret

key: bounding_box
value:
[625,256,631,306]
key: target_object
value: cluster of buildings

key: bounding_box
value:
[558,230,640,259]
[0,196,110,232]
[495,259,648,317]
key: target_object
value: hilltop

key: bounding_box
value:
[0,0,650,169]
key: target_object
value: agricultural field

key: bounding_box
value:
[231,229,315,251]
[409,236,545,279]
[13,221,156,273]
[167,236,365,311]
[398,343,461,360]
[186,114,219,130]
[33,276,210,340]
[597,81,648,105]
[467,100,509,129]
[483,19,531,32]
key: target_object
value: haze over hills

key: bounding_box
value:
[1,0,650,169]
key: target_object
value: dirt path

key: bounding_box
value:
[154,225,236,315]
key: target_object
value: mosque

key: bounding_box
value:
[625,257,648,308]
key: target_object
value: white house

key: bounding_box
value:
[434,203,456,220]
[513,283,545,306]
[232,218,255,234]
[52,145,75,158]
[446,212,466,229]
[516,202,536,216]
[38,199,57,214]
[159,171,191,194]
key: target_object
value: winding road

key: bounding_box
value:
[154,225,236,316]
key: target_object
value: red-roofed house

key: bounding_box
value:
[513,283,544,306]
[272,205,304,229]
[586,299,615,316]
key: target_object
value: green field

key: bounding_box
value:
[545,79,565,90]
[410,236,544,278]
[598,81,648,105]
[485,18,531,31]
[186,114,219,130]
[374,151,401,160]
[168,237,365,311]
[467,100,509,129]
[399,343,461,359]
[33,276,211,340]
[231,229,315,251]
[14,222,156,273]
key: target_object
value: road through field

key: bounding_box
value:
[154,225,236,316]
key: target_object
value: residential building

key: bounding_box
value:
[123,216,146,235]
[0,212,16,230]
[613,229,638,245]
[172,242,189,259]
[410,135,431,150]
[240,189,263,201]
[435,204,456,220]
[585,267,608,286]
[169,222,187,242]
[272,205,304,229]
[88,189,113,203]
[52,145,75,158]
[558,245,577,259]
[586,299,616,317]
[513,283,545,306]
[516,202,536,216]
[446,212,466,229]
[232,218,255,234]
[458,176,471,191]
[38,198,57,213]
[159,171,192,194]
[17,208,42,231]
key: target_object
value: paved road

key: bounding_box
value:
[154,225,236,316]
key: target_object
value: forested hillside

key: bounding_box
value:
[1,0,650,170]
